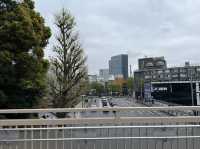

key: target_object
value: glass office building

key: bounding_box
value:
[109,54,128,79]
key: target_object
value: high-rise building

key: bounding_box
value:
[109,54,128,79]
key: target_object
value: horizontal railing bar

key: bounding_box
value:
[1,124,200,131]
[1,136,200,142]
[0,116,200,126]
[0,106,199,114]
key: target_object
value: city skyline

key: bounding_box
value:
[1,1,200,146]
[35,0,200,74]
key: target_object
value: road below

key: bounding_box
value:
[80,97,170,118]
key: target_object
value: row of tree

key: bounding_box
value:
[0,0,87,108]
[88,77,134,97]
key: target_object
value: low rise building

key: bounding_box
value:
[99,69,110,81]
[88,75,98,83]
[134,57,200,103]
[135,62,200,83]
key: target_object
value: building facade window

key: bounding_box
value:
[172,74,178,78]
[180,74,186,77]
[165,69,170,73]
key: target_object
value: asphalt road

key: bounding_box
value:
[80,97,170,118]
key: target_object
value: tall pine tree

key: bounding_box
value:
[49,9,87,108]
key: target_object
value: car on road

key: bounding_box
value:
[90,104,97,112]
[101,98,109,107]
[110,102,117,107]
[38,113,57,119]
[101,98,111,113]
[91,104,97,108]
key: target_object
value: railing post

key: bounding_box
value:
[62,125,65,149]
[40,126,42,149]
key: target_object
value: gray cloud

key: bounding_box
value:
[35,0,200,73]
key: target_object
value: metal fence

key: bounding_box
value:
[1,106,200,149]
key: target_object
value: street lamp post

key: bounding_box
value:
[81,95,86,108]
[190,79,194,106]
[186,62,195,106]
[189,68,194,106]
[140,78,144,102]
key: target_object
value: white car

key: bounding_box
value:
[90,104,97,112]
[90,104,98,109]
[38,113,57,119]
[101,99,111,113]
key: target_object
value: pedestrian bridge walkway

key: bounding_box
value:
[0,106,200,149]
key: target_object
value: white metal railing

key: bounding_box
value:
[0,107,200,149]
[0,116,200,126]
[0,106,200,113]
[0,124,200,149]
[0,106,198,126]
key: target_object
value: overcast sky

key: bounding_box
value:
[35,0,200,74]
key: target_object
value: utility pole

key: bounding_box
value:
[140,79,143,102]
[129,65,132,77]
[189,67,194,106]
[81,95,86,108]
[186,62,194,106]
[190,78,194,106]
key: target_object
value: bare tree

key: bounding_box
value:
[49,9,87,108]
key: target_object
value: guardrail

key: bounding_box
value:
[0,116,200,126]
[0,106,199,126]
[0,107,200,149]
[0,124,200,149]
[0,106,199,113]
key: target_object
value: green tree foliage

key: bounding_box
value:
[89,82,105,96]
[127,77,134,94]
[108,83,121,93]
[0,0,51,108]
[49,9,87,108]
